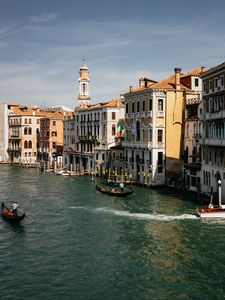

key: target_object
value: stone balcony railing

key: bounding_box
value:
[157,111,165,118]
[205,110,225,120]
[7,147,21,152]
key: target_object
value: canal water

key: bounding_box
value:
[0,165,225,300]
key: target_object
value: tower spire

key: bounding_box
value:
[78,59,90,108]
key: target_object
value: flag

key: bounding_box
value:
[117,119,124,137]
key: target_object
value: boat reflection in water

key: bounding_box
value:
[196,180,225,218]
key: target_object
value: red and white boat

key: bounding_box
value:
[196,180,225,218]
[196,205,225,218]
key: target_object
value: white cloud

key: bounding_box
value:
[29,13,58,22]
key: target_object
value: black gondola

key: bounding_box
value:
[95,185,134,197]
[1,203,25,223]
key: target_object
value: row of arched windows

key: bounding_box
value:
[24,141,32,149]
[24,127,32,135]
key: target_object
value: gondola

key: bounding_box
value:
[95,185,134,197]
[1,203,25,223]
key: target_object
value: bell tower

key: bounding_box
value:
[78,59,90,108]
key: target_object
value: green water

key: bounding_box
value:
[0,165,225,300]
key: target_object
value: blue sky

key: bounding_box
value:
[0,0,225,109]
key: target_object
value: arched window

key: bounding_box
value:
[29,128,32,135]
[112,124,116,136]
[24,141,28,148]
[24,127,28,135]
[29,141,32,148]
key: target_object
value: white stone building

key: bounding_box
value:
[63,60,125,174]
[199,62,225,201]
[0,104,9,162]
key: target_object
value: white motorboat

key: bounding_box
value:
[196,180,225,218]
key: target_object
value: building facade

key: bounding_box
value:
[8,106,42,165]
[123,68,204,186]
[0,104,10,162]
[64,99,125,174]
[63,60,125,174]
[38,113,67,168]
[200,62,225,200]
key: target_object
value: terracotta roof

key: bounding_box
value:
[181,67,205,78]
[78,98,125,111]
[8,105,70,119]
[149,74,190,91]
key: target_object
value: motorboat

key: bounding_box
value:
[196,180,225,218]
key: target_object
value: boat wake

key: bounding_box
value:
[70,206,198,221]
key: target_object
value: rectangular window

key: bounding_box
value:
[195,78,199,87]
[149,129,152,142]
[29,119,32,124]
[53,121,56,126]
[112,112,116,120]
[119,152,123,160]
[137,101,140,112]
[149,98,152,111]
[132,102,135,113]
[157,129,163,143]
[96,153,98,160]
[25,118,27,124]
[102,154,105,161]
[203,82,206,92]
[209,80,213,90]
[215,78,218,88]
[52,131,57,137]
[158,152,163,165]
[142,100,146,111]
[149,151,152,164]
[191,176,197,187]
[126,103,128,114]
[221,76,224,87]
[158,99,163,111]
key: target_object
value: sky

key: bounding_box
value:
[0,0,225,109]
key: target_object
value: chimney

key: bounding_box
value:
[129,85,133,92]
[174,68,182,90]
[201,66,205,73]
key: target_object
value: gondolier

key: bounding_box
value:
[12,201,19,215]
[1,202,25,223]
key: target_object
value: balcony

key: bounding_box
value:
[123,141,153,149]
[156,142,164,149]
[146,111,153,118]
[205,110,225,120]
[78,135,97,143]
[204,138,225,147]
[9,135,21,139]
[7,147,21,152]
[184,162,201,171]
[157,111,164,118]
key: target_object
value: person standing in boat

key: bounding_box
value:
[12,201,19,215]
[120,182,124,192]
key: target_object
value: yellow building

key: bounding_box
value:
[123,67,204,186]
